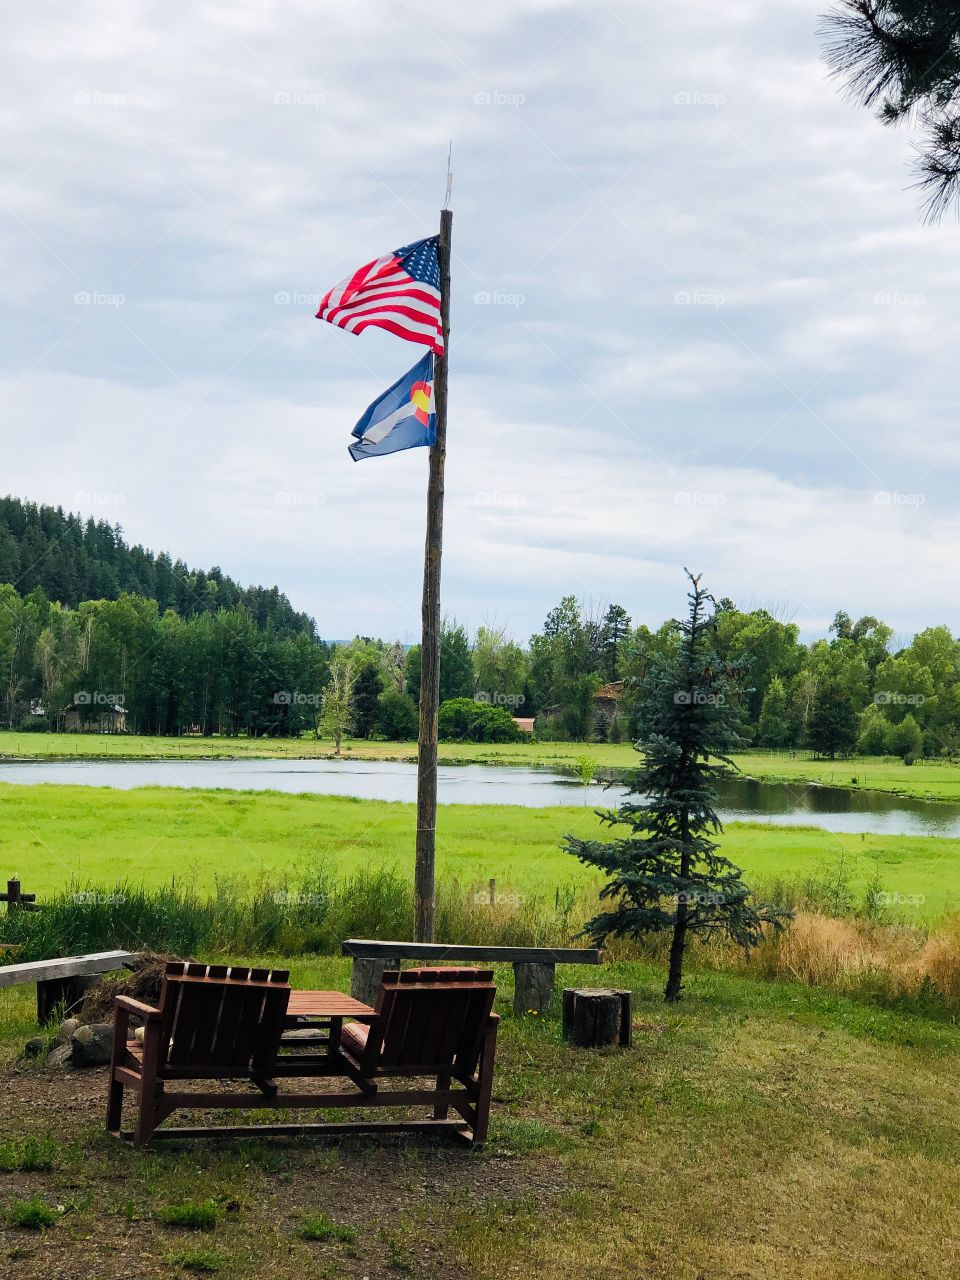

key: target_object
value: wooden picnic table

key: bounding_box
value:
[278,990,375,1073]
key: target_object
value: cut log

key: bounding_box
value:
[512,961,555,1016]
[562,988,632,1048]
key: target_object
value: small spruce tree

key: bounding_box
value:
[564,572,790,1002]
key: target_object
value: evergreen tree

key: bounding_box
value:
[565,572,789,1002]
[807,678,859,758]
[351,659,384,738]
[821,2,960,219]
[757,676,791,747]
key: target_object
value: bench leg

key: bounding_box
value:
[350,956,401,1007]
[512,961,555,1016]
[433,1073,451,1119]
[472,1016,499,1145]
[106,1077,124,1133]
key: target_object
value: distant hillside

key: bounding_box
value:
[0,496,316,639]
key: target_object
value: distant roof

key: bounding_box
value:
[512,717,535,733]
[593,681,624,701]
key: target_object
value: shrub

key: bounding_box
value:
[299,1213,358,1243]
[7,1196,56,1231]
[158,1201,220,1231]
[438,697,522,743]
[375,688,418,740]
[0,1136,58,1172]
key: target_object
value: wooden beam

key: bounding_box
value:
[0,950,137,988]
[341,939,602,964]
[414,206,452,944]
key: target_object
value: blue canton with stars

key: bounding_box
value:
[395,236,441,289]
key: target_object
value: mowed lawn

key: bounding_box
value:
[3,783,959,916]
[3,731,960,801]
[1,957,959,1279]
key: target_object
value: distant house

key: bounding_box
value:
[593,681,624,719]
[512,716,535,735]
[60,698,128,735]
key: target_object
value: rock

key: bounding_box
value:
[23,1036,47,1059]
[71,1021,113,1068]
[47,1043,73,1069]
[58,1017,82,1044]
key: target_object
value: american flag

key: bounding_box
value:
[316,236,444,355]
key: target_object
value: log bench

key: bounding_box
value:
[341,939,602,1015]
[0,950,137,1022]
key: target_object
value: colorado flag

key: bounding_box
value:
[349,352,436,462]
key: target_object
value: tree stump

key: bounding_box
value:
[562,988,632,1048]
[349,956,401,1007]
[513,960,555,1016]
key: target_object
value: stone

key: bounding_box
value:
[58,1017,82,1044]
[47,1043,73,1069]
[71,1021,113,1068]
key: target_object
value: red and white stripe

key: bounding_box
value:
[316,252,443,354]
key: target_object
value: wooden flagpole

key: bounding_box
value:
[414,204,452,942]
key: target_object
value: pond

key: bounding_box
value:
[0,757,958,837]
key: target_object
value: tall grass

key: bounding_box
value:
[0,865,585,961]
[3,859,960,1016]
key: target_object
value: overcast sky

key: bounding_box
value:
[2,0,957,646]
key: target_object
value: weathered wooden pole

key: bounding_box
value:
[414,206,452,942]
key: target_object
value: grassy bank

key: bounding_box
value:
[2,731,960,802]
[1,956,958,1279]
[1,782,958,916]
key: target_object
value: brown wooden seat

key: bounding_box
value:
[106,962,291,1144]
[333,967,499,1143]
[106,963,499,1147]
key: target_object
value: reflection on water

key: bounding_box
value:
[0,757,956,837]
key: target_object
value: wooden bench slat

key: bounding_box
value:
[341,940,601,964]
[0,950,136,987]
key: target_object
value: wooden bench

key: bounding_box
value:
[108,962,499,1147]
[342,939,602,1015]
[0,950,137,1022]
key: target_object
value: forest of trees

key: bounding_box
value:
[0,498,315,637]
[2,497,960,755]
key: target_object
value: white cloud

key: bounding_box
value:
[1,0,958,642]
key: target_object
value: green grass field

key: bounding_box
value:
[1,955,958,1279]
[1,782,956,917]
[2,732,960,801]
